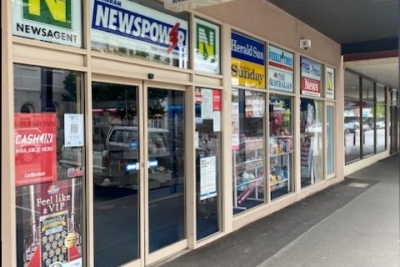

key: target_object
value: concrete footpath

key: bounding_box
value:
[159,154,399,267]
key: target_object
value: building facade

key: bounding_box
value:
[1,0,397,266]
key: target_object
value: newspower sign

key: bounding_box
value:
[164,0,236,12]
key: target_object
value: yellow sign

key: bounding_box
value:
[231,59,265,89]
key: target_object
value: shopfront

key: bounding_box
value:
[3,1,348,266]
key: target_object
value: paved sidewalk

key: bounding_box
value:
[159,154,399,267]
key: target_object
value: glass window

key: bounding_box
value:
[14,64,84,267]
[91,0,189,68]
[232,89,265,214]
[12,0,82,48]
[344,71,361,164]
[361,78,375,158]
[300,98,324,187]
[326,106,335,175]
[376,84,386,153]
[195,88,222,240]
[269,94,293,200]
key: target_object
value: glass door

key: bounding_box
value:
[144,85,187,263]
[91,82,141,267]
[91,81,187,266]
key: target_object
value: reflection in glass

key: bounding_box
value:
[269,94,293,200]
[14,65,84,267]
[376,84,386,153]
[326,106,335,175]
[147,88,186,252]
[195,88,221,240]
[92,83,140,267]
[361,78,375,158]
[344,71,361,164]
[232,89,265,215]
[300,98,324,187]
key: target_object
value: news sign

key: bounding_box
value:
[301,57,321,97]
[15,113,57,187]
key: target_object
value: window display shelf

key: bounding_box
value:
[270,151,293,157]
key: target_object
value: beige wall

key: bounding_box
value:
[196,0,341,67]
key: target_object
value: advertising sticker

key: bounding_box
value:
[268,45,294,93]
[15,113,57,187]
[326,66,335,99]
[200,156,217,200]
[12,0,82,47]
[64,114,84,147]
[91,0,188,66]
[194,18,220,74]
[231,32,266,88]
[301,57,321,97]
[201,89,214,119]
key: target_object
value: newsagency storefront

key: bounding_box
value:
[2,0,344,266]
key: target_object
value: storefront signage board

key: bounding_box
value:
[268,45,294,93]
[301,57,321,97]
[194,18,220,74]
[15,113,57,187]
[231,32,266,89]
[91,0,188,64]
[12,0,82,47]
[326,66,335,99]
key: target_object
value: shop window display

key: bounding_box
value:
[195,88,222,240]
[14,64,84,267]
[300,98,324,187]
[361,78,375,158]
[375,84,386,153]
[232,89,265,214]
[269,95,293,200]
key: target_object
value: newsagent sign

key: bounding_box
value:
[231,31,266,89]
[15,113,57,187]
[12,0,82,47]
[91,0,188,65]
[301,57,321,97]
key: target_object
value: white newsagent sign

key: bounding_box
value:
[12,0,82,47]
[91,0,188,64]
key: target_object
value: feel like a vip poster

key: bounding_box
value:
[22,180,83,267]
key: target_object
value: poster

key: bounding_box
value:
[194,18,220,74]
[200,156,217,200]
[213,111,221,132]
[22,180,83,267]
[231,102,240,151]
[301,57,321,97]
[326,67,335,99]
[15,113,57,187]
[268,45,294,92]
[64,114,84,147]
[201,89,214,119]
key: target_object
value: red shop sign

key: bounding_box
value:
[213,90,222,111]
[301,77,321,97]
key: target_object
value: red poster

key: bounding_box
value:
[301,77,321,97]
[195,88,202,104]
[213,90,222,111]
[15,113,57,186]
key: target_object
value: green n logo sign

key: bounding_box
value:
[197,23,216,60]
[23,0,72,29]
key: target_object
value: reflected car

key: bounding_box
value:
[376,121,385,129]
[344,121,359,133]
